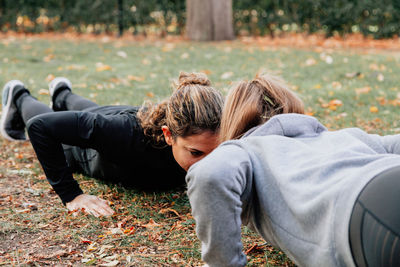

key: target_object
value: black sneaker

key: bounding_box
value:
[0,80,27,141]
[49,77,72,110]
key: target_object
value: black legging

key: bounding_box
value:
[350,166,400,267]
[15,90,137,203]
[16,89,98,123]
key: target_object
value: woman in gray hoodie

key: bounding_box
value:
[186,74,400,267]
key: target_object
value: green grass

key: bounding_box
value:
[1,36,400,266]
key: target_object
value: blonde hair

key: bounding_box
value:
[219,73,304,142]
[137,72,223,146]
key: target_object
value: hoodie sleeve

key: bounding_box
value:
[378,134,400,154]
[346,128,400,155]
[186,144,252,267]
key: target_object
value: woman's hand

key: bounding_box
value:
[66,194,114,217]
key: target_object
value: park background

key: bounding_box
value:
[1,0,400,266]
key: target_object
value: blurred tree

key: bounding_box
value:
[118,0,124,36]
[186,0,234,41]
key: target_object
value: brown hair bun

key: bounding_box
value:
[177,71,211,88]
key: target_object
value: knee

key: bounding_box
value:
[26,113,50,137]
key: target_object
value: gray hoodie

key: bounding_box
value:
[186,114,400,267]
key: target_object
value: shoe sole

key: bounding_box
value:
[0,84,26,141]
[49,77,72,109]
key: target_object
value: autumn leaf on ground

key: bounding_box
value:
[45,74,55,82]
[141,58,151,65]
[162,43,175,52]
[159,208,180,217]
[200,69,212,75]
[43,54,54,62]
[38,89,49,95]
[221,71,234,79]
[180,52,189,59]
[370,106,379,113]
[146,92,155,98]
[96,62,112,72]
[66,64,87,70]
[331,81,342,89]
[305,107,314,116]
[116,51,127,58]
[345,72,361,78]
[305,58,317,66]
[355,86,371,95]
[328,99,343,111]
[142,218,160,228]
[127,75,145,82]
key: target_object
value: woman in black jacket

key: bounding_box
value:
[1,72,223,217]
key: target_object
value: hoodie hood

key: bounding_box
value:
[243,114,327,138]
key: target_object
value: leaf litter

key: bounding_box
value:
[0,138,282,266]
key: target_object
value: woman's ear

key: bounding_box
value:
[162,126,173,146]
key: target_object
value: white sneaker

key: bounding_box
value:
[49,77,72,109]
[0,80,28,141]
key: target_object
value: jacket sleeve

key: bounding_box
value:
[186,144,252,267]
[26,110,134,204]
[348,128,400,155]
[378,134,400,154]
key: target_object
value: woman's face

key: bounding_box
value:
[162,127,219,171]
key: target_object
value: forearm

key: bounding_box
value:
[189,180,246,267]
[26,112,87,203]
[187,144,251,267]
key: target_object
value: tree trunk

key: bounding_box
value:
[186,0,234,41]
[117,0,124,37]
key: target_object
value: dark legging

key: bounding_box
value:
[350,166,400,267]
[15,90,137,203]
[16,89,98,123]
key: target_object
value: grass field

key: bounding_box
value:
[1,34,400,266]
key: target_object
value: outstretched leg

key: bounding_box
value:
[49,77,98,111]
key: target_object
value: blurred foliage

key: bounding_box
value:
[0,0,399,38]
[233,0,400,38]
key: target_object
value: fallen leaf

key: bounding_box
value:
[127,75,145,82]
[159,208,180,217]
[180,52,189,59]
[45,74,55,82]
[345,72,361,78]
[221,71,234,80]
[162,43,175,52]
[142,218,160,228]
[43,54,54,62]
[328,99,343,111]
[325,55,333,64]
[200,69,212,75]
[142,58,151,65]
[96,62,112,72]
[331,81,342,89]
[87,243,97,252]
[305,58,317,66]
[117,51,127,58]
[66,64,86,70]
[38,89,49,95]
[370,106,379,113]
[355,87,371,95]
[99,260,119,267]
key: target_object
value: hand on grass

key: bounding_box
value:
[66,194,114,217]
